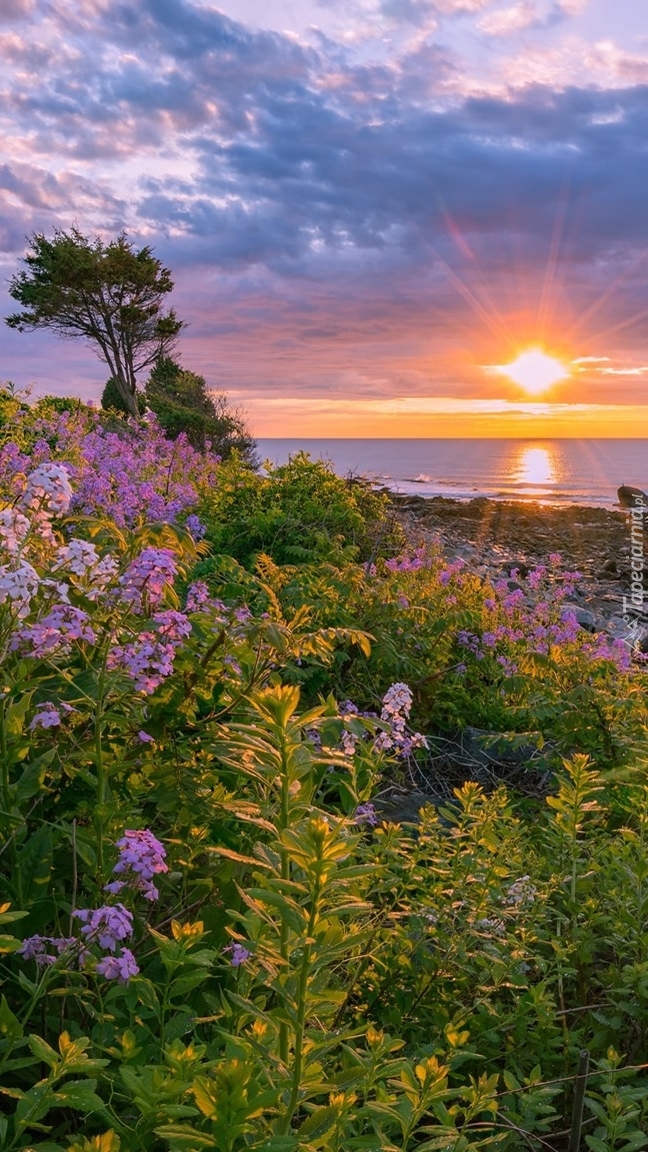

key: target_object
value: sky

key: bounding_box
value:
[1,0,648,436]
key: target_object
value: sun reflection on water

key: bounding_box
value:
[512,445,558,491]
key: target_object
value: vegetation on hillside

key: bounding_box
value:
[1,391,648,1151]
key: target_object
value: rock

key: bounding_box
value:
[602,558,618,573]
[507,579,524,592]
[501,560,530,578]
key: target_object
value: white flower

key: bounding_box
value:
[53,540,118,599]
[0,507,30,557]
[0,561,40,617]
[381,682,413,719]
[21,463,73,516]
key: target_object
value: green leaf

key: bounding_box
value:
[4,692,34,735]
[298,1105,340,1141]
[0,995,23,1040]
[16,749,56,803]
[54,1079,105,1112]
[29,1034,59,1070]
[154,1124,216,1148]
[0,935,24,954]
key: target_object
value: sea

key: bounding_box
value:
[257,439,648,510]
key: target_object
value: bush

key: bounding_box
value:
[145,356,257,461]
[198,450,404,567]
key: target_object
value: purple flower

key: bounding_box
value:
[29,703,62,730]
[73,904,133,951]
[137,730,154,743]
[186,580,211,611]
[118,548,178,612]
[107,613,189,694]
[185,513,206,540]
[19,934,75,966]
[13,604,96,658]
[354,802,379,827]
[109,829,168,900]
[224,942,252,967]
[96,947,139,984]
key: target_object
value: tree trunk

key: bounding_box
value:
[112,370,139,418]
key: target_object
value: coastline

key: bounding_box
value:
[387,492,647,644]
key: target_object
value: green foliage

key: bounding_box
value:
[101,377,145,417]
[145,356,257,460]
[197,451,404,567]
[6,228,183,416]
[2,417,648,1150]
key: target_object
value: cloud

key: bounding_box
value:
[1,0,648,418]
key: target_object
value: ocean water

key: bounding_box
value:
[257,439,648,509]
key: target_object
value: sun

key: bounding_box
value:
[496,349,569,395]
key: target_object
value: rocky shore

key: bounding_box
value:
[388,492,648,645]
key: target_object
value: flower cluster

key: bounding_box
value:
[53,539,118,598]
[0,408,219,529]
[107,609,191,693]
[374,683,428,757]
[0,507,30,556]
[72,904,138,985]
[354,802,379,827]
[118,548,178,612]
[13,603,96,657]
[18,934,76,967]
[0,559,40,618]
[20,462,73,516]
[105,829,168,901]
[73,904,134,951]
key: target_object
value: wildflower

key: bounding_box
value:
[137,730,154,743]
[53,539,118,597]
[0,560,40,617]
[118,547,178,611]
[381,682,413,718]
[73,904,133,951]
[0,507,30,556]
[20,462,73,516]
[340,729,359,756]
[29,703,62,730]
[354,802,379,826]
[224,942,252,967]
[503,876,537,906]
[13,604,96,657]
[107,613,189,694]
[186,580,211,611]
[185,513,206,540]
[96,948,140,983]
[107,829,168,901]
[19,934,75,966]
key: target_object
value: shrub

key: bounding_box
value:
[198,450,404,567]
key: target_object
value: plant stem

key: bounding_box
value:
[281,870,322,1133]
[94,670,107,882]
[278,734,291,1067]
[0,694,23,905]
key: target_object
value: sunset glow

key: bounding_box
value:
[495,351,569,396]
[0,1,647,436]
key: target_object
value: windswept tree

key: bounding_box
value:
[6,228,183,418]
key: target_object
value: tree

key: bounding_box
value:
[6,229,183,418]
[145,356,258,462]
